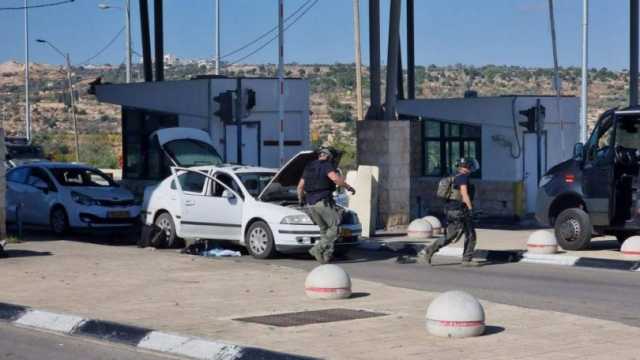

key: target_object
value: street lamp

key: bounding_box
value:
[36,38,80,163]
[98,1,132,83]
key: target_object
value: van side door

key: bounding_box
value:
[582,115,614,226]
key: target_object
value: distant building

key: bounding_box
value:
[163,54,178,66]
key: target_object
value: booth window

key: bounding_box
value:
[422,119,481,178]
[122,107,178,180]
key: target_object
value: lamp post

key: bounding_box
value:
[36,39,80,162]
[99,1,132,83]
[24,0,31,142]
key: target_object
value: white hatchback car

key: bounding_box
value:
[142,151,362,258]
[6,162,141,234]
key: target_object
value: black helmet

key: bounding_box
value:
[317,147,333,159]
[456,157,479,172]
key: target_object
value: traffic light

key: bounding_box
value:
[245,89,256,111]
[214,91,234,123]
[518,104,546,133]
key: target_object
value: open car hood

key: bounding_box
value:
[153,127,215,147]
[257,149,342,201]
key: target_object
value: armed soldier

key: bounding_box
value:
[297,148,355,263]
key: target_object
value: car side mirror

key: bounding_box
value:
[221,190,236,200]
[573,142,585,162]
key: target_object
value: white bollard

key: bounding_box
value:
[305,264,352,300]
[621,236,640,259]
[426,290,485,338]
[526,230,558,254]
[407,219,433,239]
[422,216,443,236]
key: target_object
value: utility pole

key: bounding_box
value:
[631,0,639,107]
[352,0,364,121]
[24,0,31,142]
[277,0,285,165]
[579,0,589,143]
[125,0,132,82]
[548,0,564,153]
[215,0,221,75]
[65,54,80,162]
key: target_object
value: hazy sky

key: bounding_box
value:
[0,0,633,69]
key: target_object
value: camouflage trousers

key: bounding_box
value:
[307,200,341,262]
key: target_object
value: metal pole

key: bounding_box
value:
[139,0,153,81]
[367,0,381,119]
[407,0,415,99]
[215,0,221,75]
[352,0,364,121]
[277,0,285,165]
[125,0,132,83]
[384,0,401,120]
[548,0,564,152]
[631,0,639,107]
[66,54,80,162]
[397,40,404,100]
[154,0,164,81]
[579,0,589,143]
[236,79,242,163]
[24,0,31,141]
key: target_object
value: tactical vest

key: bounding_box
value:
[303,160,336,193]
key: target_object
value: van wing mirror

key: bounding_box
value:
[573,142,585,162]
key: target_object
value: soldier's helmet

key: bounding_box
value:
[456,157,479,173]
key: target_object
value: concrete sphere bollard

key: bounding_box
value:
[422,216,443,235]
[621,236,640,259]
[526,230,558,254]
[305,264,352,300]
[426,290,485,338]
[407,219,433,239]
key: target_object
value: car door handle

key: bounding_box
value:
[184,200,196,206]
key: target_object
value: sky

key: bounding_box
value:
[0,0,634,69]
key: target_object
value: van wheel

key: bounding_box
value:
[246,221,276,259]
[554,208,592,250]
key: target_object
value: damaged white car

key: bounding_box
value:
[142,151,362,258]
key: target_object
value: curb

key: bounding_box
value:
[0,302,314,360]
[360,240,640,272]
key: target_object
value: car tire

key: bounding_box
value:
[554,208,592,250]
[154,212,180,249]
[50,206,69,236]
[246,221,276,259]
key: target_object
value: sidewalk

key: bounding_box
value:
[1,240,639,359]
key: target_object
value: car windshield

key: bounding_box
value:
[616,115,640,149]
[164,139,223,167]
[237,173,276,197]
[50,168,115,187]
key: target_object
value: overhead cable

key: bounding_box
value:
[0,0,74,11]
[78,27,125,65]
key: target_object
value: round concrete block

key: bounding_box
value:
[422,216,443,235]
[407,219,433,239]
[526,230,558,254]
[426,290,485,338]
[305,264,352,300]
[621,236,640,259]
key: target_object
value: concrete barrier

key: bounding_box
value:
[422,216,443,235]
[304,264,352,300]
[426,290,485,338]
[526,230,558,255]
[621,236,640,259]
[407,219,433,239]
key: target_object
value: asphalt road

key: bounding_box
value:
[236,249,640,328]
[0,323,181,360]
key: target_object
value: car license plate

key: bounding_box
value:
[108,211,129,219]
[340,228,352,237]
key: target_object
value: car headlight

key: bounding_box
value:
[71,191,98,206]
[539,175,553,188]
[281,214,314,225]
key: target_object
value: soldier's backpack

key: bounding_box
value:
[436,176,462,201]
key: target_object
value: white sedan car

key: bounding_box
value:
[6,162,141,234]
[142,151,362,258]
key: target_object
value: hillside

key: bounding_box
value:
[0,60,630,168]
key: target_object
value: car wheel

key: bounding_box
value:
[50,207,69,236]
[554,208,592,250]
[246,221,276,259]
[154,212,180,248]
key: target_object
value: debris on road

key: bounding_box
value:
[200,248,242,257]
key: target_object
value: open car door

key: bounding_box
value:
[171,167,244,242]
[609,113,640,225]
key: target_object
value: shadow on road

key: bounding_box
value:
[1,249,52,258]
[6,227,140,247]
[483,325,506,336]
